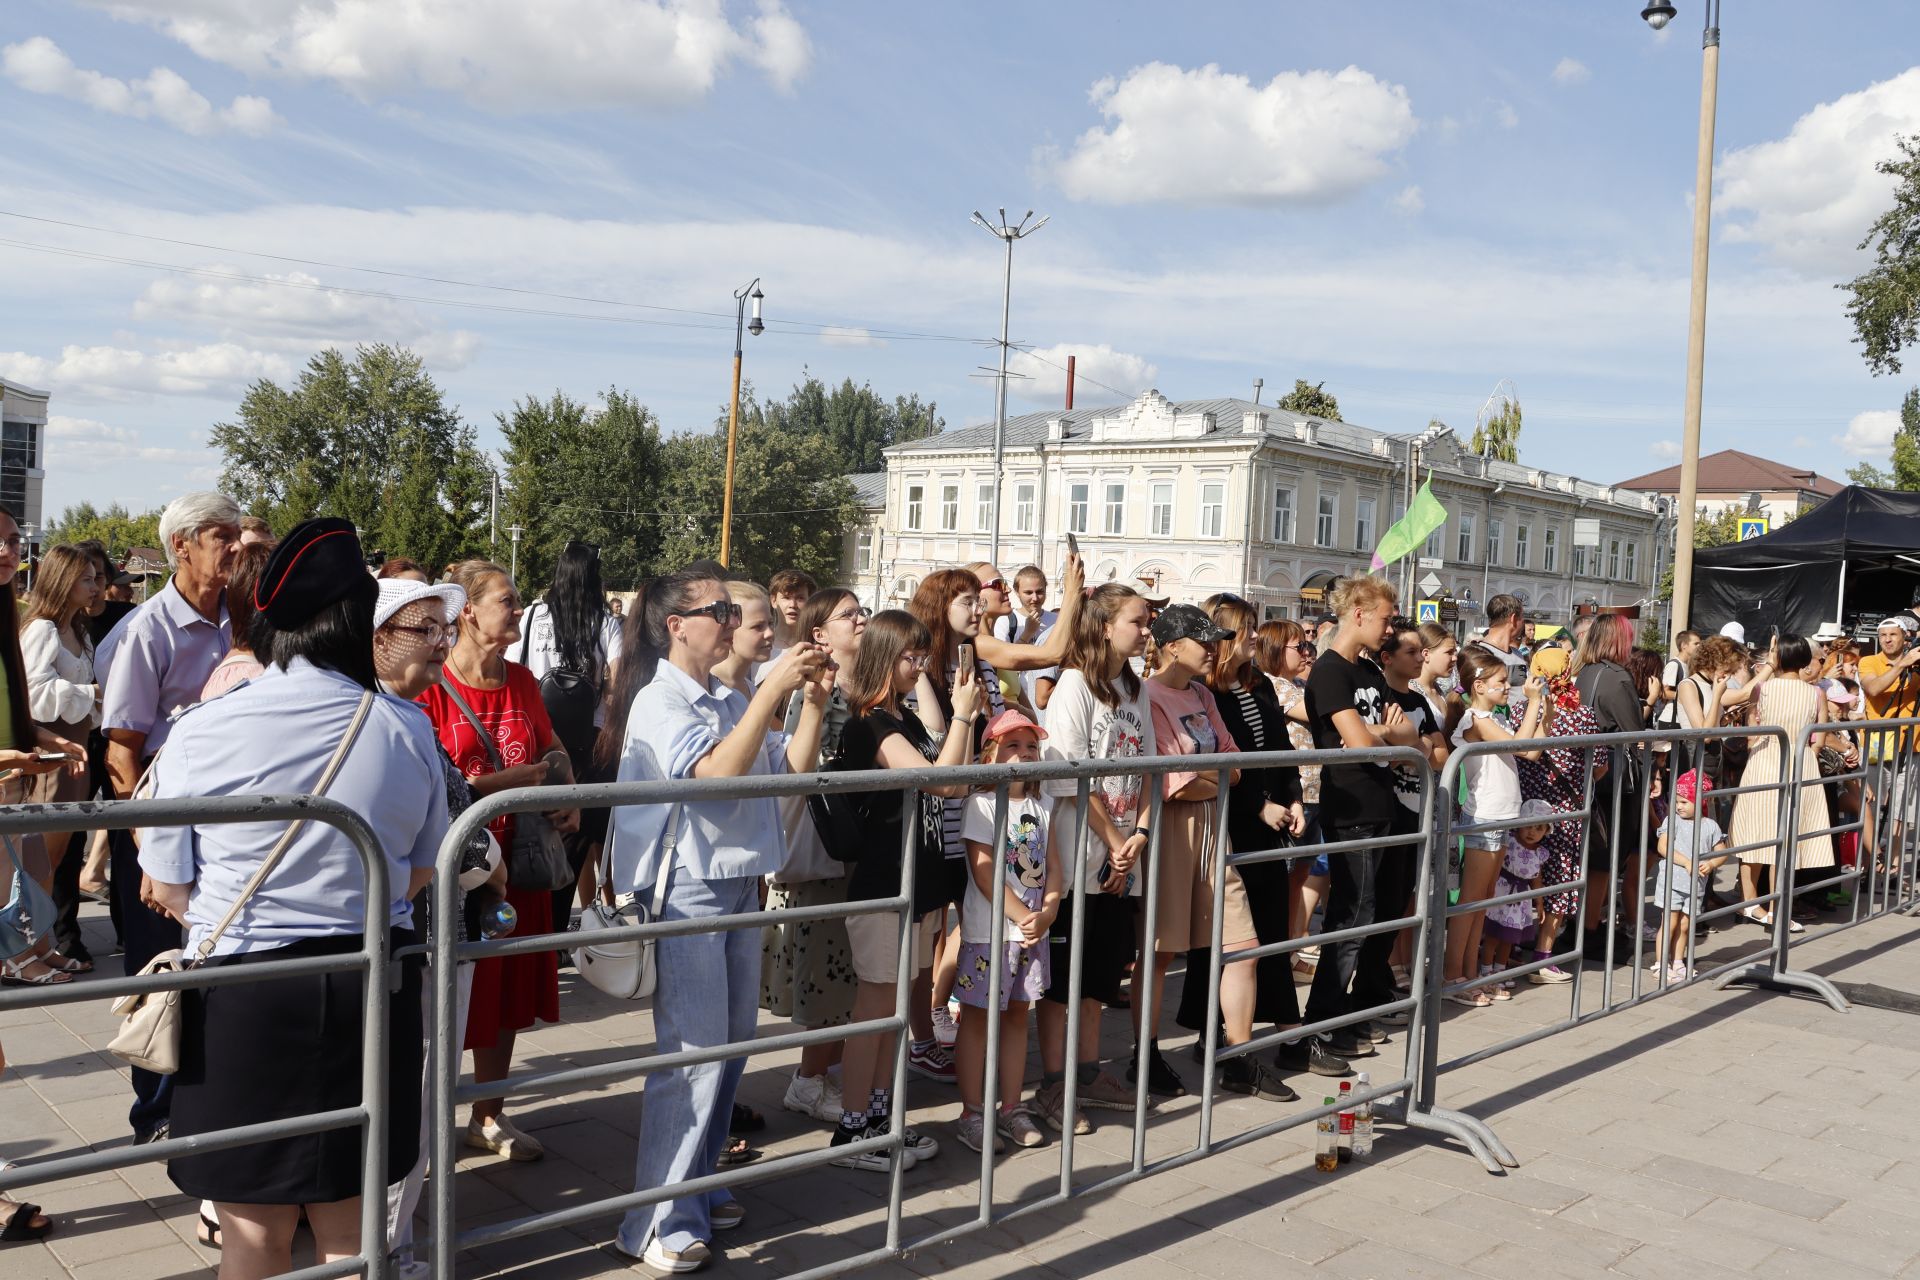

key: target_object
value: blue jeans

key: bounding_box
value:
[617,872,759,1256]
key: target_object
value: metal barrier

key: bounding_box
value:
[1771,715,1920,942]
[422,744,1485,1275]
[0,794,398,1280]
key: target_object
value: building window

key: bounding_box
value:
[1199,482,1225,538]
[1316,492,1337,548]
[1573,543,1588,577]
[855,528,873,571]
[1014,482,1036,534]
[976,482,993,532]
[906,484,924,530]
[1068,483,1089,534]
[1457,513,1476,563]
[1151,482,1174,537]
[940,484,959,532]
[1271,486,1295,543]
[1355,497,1376,552]
[1103,482,1126,535]
[1515,524,1530,569]
[1488,517,1502,567]
[1625,541,1638,583]
[1543,527,1557,573]
[1608,538,1621,579]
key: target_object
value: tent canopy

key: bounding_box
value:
[1691,486,1920,640]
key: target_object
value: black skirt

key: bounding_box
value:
[169,931,423,1205]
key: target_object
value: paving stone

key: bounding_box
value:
[1420,1190,1638,1270]
[1555,1191,1786,1272]
[1638,1152,1844,1219]
[1691,1196,1918,1275]
[1314,1239,1489,1280]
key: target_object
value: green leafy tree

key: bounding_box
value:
[45,502,163,556]
[1277,379,1342,422]
[1658,503,1791,600]
[1470,399,1523,462]
[1841,387,1920,489]
[499,388,667,591]
[213,344,489,557]
[1842,134,1920,375]
[1850,460,1895,486]
[766,375,942,473]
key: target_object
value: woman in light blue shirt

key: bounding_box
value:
[600,566,830,1273]
[139,518,448,1279]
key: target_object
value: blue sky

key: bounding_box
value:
[3,0,1919,518]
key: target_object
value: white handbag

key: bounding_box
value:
[573,805,676,1001]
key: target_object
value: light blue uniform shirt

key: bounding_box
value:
[137,659,449,957]
[98,580,231,757]
[609,660,789,892]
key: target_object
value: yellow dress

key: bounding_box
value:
[1727,677,1834,870]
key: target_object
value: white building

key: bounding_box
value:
[0,377,49,539]
[848,389,1664,628]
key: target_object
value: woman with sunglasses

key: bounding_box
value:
[600,568,831,1272]
[417,560,581,1164]
[1253,620,1332,971]
[762,587,869,1125]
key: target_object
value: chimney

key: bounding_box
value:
[1241,408,1268,435]
[1065,355,1076,411]
[1252,376,1264,405]
[1047,417,1068,442]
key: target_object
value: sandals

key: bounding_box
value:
[715,1136,761,1168]
[42,951,91,975]
[1444,988,1491,1008]
[0,956,73,987]
[196,1210,221,1250]
[0,1198,52,1244]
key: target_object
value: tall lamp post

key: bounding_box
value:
[971,209,1047,574]
[1641,0,1720,641]
[719,279,765,567]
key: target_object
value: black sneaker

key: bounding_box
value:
[1275,1037,1352,1078]
[1323,1030,1377,1059]
[1218,1055,1299,1102]
[1126,1043,1188,1098]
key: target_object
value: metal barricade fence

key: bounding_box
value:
[1775,715,1920,945]
[0,794,397,1280]
[423,745,1471,1277]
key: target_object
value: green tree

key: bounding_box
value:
[499,388,667,591]
[765,375,942,473]
[1657,503,1790,600]
[45,502,163,556]
[1841,387,1920,489]
[1277,379,1342,422]
[1850,460,1895,486]
[213,344,489,557]
[1470,399,1524,462]
[1842,134,1920,375]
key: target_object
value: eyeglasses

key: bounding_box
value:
[672,600,743,626]
[829,605,872,624]
[979,579,1007,594]
[387,620,453,646]
[1294,642,1316,657]
[901,652,930,670]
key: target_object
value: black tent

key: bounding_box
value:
[1691,486,1920,640]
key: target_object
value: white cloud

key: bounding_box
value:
[1552,57,1590,86]
[1717,67,1920,275]
[1038,62,1416,205]
[45,414,206,466]
[1008,343,1158,405]
[0,343,293,399]
[133,266,480,368]
[1,37,278,135]
[82,0,809,110]
[1491,99,1519,129]
[1649,440,1681,460]
[1840,408,1901,458]
[1392,184,1424,216]
[818,326,884,348]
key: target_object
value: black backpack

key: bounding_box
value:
[521,603,602,771]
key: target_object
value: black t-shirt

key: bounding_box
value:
[1389,685,1436,813]
[1304,648,1394,828]
[89,599,136,649]
[837,706,949,914]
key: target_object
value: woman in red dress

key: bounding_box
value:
[418,559,578,1162]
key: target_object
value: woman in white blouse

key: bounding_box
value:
[19,546,102,944]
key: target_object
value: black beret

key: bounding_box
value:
[253,517,368,628]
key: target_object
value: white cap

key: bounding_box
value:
[374,577,467,631]
[1718,621,1746,645]
[1812,622,1847,642]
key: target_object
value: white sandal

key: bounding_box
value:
[1,955,74,986]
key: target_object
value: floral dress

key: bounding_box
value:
[1516,676,1597,917]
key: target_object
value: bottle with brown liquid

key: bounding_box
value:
[1315,1098,1338,1172]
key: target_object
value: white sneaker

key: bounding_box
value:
[640,1238,711,1273]
[930,1004,959,1047]
[781,1072,843,1122]
[465,1115,544,1162]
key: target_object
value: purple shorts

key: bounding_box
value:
[953,939,1050,1010]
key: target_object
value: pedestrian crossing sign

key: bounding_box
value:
[1738,517,1769,541]
[1417,599,1440,624]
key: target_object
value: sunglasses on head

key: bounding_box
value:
[671,600,743,626]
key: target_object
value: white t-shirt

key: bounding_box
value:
[1453,707,1522,822]
[958,791,1052,944]
[516,601,625,727]
[1655,657,1687,729]
[1041,667,1157,896]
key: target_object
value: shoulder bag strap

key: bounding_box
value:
[595,799,680,916]
[195,689,376,963]
[439,678,506,772]
[516,602,539,666]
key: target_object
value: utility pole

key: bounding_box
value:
[971,209,1047,573]
[719,279,765,566]
[507,524,523,585]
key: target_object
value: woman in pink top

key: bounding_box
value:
[198,543,271,700]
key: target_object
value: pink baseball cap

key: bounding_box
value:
[983,708,1048,742]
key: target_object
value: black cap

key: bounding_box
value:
[1151,603,1235,646]
[253,517,370,628]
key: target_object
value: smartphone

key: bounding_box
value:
[957,642,975,674]
[1065,531,1079,557]
[34,752,69,763]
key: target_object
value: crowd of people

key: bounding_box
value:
[0,491,1904,1275]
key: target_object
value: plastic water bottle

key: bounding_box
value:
[477,896,518,940]
[1352,1071,1375,1158]
[1315,1098,1338,1172]
[1337,1080,1355,1164]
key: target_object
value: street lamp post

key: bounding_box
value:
[719,279,765,567]
[971,210,1047,574]
[507,524,523,585]
[1641,0,1720,642]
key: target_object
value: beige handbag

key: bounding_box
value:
[108,692,374,1075]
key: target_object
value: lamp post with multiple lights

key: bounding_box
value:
[719,279,765,567]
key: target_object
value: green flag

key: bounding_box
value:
[1370,474,1449,571]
